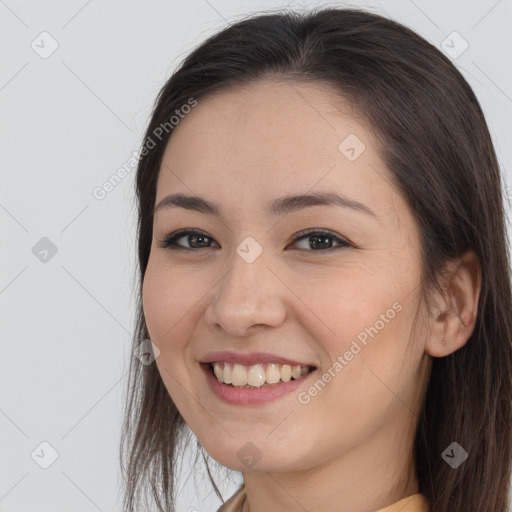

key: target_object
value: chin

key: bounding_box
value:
[201,438,302,473]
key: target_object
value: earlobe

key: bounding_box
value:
[425,249,482,358]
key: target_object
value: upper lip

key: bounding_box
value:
[200,351,317,368]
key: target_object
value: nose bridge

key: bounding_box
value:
[205,242,286,335]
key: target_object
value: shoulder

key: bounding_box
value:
[377,493,430,512]
[217,483,246,512]
[216,486,429,512]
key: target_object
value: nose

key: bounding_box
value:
[204,252,287,337]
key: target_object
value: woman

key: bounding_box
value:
[120,7,512,512]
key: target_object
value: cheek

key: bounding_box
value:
[142,274,189,389]
[290,266,397,344]
[142,268,170,341]
[303,265,418,402]
[142,261,193,340]
[318,298,421,433]
[142,265,198,409]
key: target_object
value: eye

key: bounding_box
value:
[158,228,352,252]
[290,228,352,251]
[159,229,219,250]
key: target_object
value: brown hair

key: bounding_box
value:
[119,7,512,511]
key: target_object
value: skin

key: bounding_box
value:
[142,79,481,512]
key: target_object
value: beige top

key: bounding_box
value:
[217,484,430,512]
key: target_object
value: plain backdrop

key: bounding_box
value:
[1,0,511,511]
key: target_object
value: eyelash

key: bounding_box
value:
[159,228,352,253]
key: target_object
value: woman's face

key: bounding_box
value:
[142,79,431,475]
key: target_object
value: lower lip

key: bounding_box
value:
[200,363,317,405]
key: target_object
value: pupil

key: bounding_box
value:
[191,234,208,248]
[311,235,331,249]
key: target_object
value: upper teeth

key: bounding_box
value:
[212,362,310,387]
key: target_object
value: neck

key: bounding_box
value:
[240,420,419,512]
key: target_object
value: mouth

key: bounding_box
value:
[202,361,317,389]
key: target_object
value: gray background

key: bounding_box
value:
[1,0,511,511]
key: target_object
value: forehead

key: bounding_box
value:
[156,79,397,223]
[161,79,369,171]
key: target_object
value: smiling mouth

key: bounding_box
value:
[204,362,317,389]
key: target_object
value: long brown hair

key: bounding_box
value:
[119,7,512,511]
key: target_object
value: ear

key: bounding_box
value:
[425,249,482,358]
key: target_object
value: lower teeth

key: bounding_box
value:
[227,379,295,388]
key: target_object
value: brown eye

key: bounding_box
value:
[160,229,219,250]
[290,229,352,251]
[159,228,352,252]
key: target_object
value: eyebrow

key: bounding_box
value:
[153,191,377,219]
